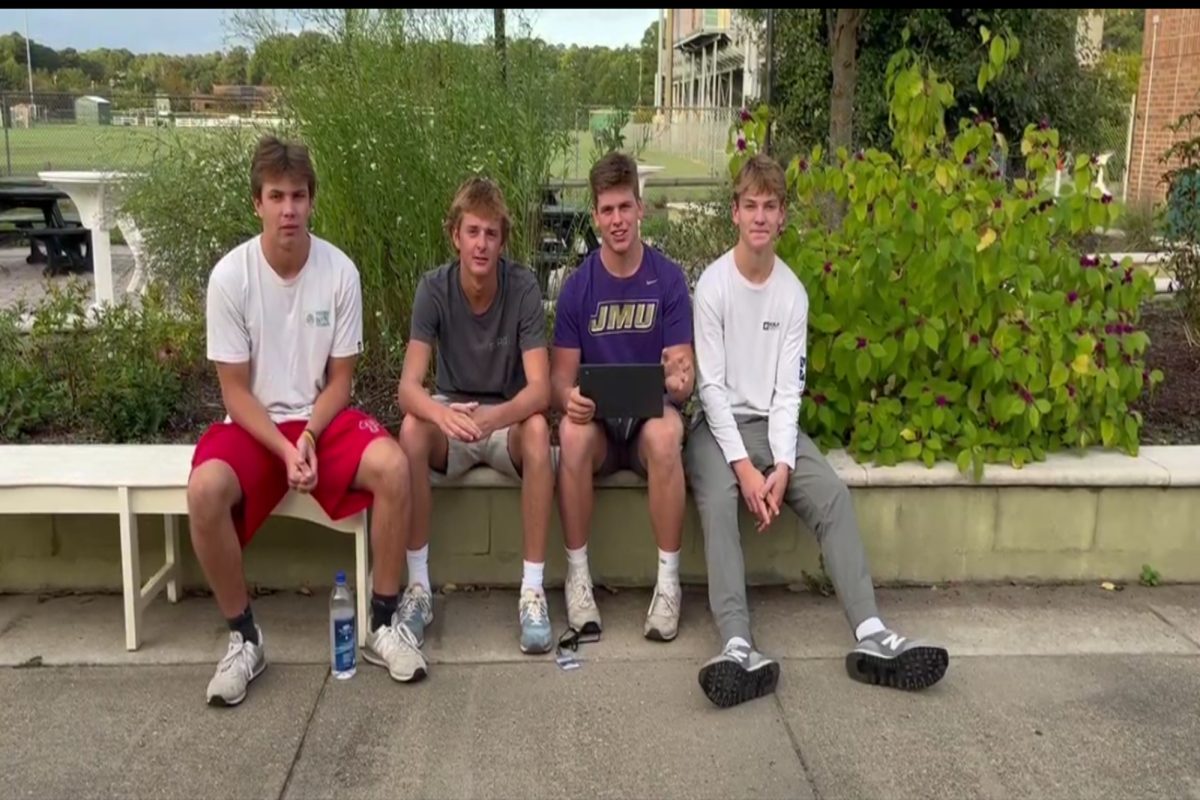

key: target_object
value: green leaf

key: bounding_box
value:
[856,349,872,381]
[923,325,940,353]
[904,327,920,354]
[1029,405,1040,430]
[956,449,972,474]
[812,313,840,333]
[1050,361,1069,388]
[1101,419,1116,448]
[980,25,992,43]
[1125,415,1139,443]
[989,36,1006,71]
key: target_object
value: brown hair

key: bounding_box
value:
[444,176,511,244]
[733,153,787,206]
[250,135,317,200]
[589,150,640,205]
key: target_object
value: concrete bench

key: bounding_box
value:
[0,445,368,651]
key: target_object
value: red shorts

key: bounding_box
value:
[191,407,392,546]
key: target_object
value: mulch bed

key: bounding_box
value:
[1137,298,1200,446]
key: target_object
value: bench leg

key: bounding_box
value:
[164,514,180,604]
[356,511,369,648]
[118,487,142,651]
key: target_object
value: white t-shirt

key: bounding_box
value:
[693,248,809,469]
[206,233,363,423]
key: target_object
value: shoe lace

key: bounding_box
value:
[217,634,256,682]
[398,587,428,624]
[650,583,680,619]
[568,574,596,611]
[377,621,421,658]
[521,592,548,625]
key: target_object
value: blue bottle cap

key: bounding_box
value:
[335,570,346,584]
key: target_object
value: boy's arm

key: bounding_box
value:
[768,291,809,470]
[305,265,362,439]
[693,279,749,464]
[207,268,293,460]
[476,280,551,431]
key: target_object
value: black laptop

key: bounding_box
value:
[578,363,664,419]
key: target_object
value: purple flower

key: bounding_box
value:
[736,136,747,152]
[993,198,1003,210]
[856,337,868,350]
[1105,323,1116,335]
[855,150,865,161]
[823,261,833,274]
[970,333,980,345]
[1067,291,1078,304]
[813,393,828,406]
[1123,268,1133,285]
[798,158,809,172]
[1038,117,1050,130]
[1101,192,1113,205]
[1067,384,1076,399]
[936,395,948,407]
[910,201,919,211]
[963,153,975,166]
[740,108,752,122]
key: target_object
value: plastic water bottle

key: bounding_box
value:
[330,571,356,679]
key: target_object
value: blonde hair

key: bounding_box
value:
[733,153,787,206]
[444,176,511,243]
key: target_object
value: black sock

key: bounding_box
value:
[371,592,399,631]
[227,605,259,645]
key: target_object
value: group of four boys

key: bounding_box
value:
[188,135,949,710]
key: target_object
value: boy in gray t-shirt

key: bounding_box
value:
[396,177,555,661]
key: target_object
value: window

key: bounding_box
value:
[705,8,719,27]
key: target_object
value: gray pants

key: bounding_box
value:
[685,415,879,646]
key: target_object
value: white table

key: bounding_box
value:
[637,163,664,197]
[37,170,147,309]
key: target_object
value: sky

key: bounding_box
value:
[0,9,661,55]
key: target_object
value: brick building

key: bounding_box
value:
[1127,9,1200,207]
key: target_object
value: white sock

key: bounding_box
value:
[566,544,589,574]
[657,548,680,585]
[521,560,544,594]
[726,636,751,651]
[855,616,886,641]
[406,544,430,591]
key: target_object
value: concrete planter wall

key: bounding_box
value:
[2,445,1197,592]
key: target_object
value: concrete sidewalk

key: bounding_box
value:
[3,584,1200,799]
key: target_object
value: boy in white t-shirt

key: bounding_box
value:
[188,136,421,707]
[686,153,949,709]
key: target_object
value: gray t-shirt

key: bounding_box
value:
[410,258,546,403]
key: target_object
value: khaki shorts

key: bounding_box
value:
[433,396,520,480]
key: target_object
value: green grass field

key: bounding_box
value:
[0,125,199,176]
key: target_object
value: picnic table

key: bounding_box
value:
[0,184,90,275]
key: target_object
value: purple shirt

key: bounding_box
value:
[553,245,693,364]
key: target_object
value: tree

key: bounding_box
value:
[639,21,658,107]
[829,10,864,152]
[761,9,1130,165]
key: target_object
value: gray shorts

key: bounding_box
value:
[598,417,648,477]
[433,396,520,480]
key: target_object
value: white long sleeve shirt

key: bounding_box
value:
[693,248,809,469]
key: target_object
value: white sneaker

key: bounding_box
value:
[363,616,428,683]
[644,580,681,642]
[206,627,267,707]
[565,568,602,635]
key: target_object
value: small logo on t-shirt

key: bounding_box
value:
[763,320,781,331]
[589,301,658,335]
[306,310,330,327]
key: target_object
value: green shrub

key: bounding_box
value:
[729,29,1162,477]
[0,282,204,443]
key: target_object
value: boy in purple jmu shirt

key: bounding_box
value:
[551,151,695,644]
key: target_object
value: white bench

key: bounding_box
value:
[0,445,369,651]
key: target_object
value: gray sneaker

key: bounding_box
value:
[698,640,780,708]
[363,616,428,683]
[206,627,266,707]
[846,629,949,691]
[397,583,434,646]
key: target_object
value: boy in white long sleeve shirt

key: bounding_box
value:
[686,154,949,708]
